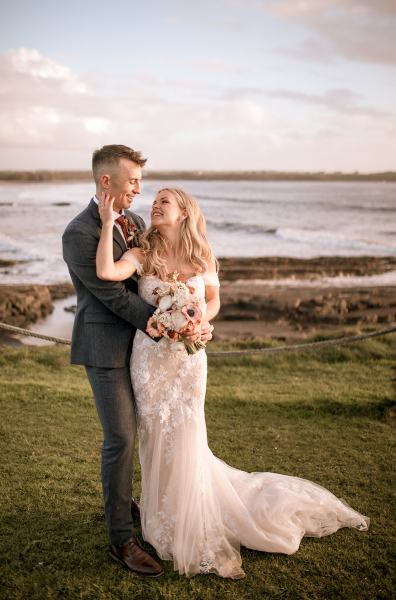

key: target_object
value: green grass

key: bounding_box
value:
[0,334,395,600]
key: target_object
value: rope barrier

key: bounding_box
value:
[0,323,71,345]
[1,321,395,356]
[208,325,396,357]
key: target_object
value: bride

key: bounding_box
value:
[96,187,369,579]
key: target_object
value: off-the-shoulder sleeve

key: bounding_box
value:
[202,272,220,287]
[121,251,143,275]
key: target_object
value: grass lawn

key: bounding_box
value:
[0,333,395,600]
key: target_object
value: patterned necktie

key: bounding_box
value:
[115,215,138,248]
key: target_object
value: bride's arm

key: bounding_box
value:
[203,259,220,322]
[204,282,220,321]
[96,193,141,281]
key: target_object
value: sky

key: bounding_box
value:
[0,0,395,172]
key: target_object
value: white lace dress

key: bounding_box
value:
[128,266,369,579]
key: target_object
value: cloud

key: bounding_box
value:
[188,58,248,74]
[262,0,396,66]
[267,0,396,19]
[269,87,393,119]
[84,118,110,134]
[207,17,246,31]
[0,47,393,171]
[0,49,100,151]
[1,47,87,95]
[0,47,273,167]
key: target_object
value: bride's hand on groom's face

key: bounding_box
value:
[99,192,116,226]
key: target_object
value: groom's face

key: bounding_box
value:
[108,159,142,212]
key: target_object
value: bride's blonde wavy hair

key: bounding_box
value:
[140,188,217,280]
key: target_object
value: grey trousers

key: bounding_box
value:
[85,365,137,546]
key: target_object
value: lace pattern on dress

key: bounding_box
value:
[130,272,369,580]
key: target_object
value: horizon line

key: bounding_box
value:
[0,169,395,183]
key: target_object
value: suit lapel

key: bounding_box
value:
[88,197,127,252]
[113,226,127,252]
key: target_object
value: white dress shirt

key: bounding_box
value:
[93,195,127,243]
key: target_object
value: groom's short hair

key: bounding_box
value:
[92,144,147,183]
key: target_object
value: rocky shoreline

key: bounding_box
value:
[217,281,396,340]
[0,282,74,328]
[218,256,396,281]
[214,256,396,339]
[0,256,395,343]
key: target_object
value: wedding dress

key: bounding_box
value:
[129,268,369,579]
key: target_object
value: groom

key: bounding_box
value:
[62,145,164,576]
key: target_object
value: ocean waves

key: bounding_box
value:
[206,219,395,255]
[206,219,277,235]
[1,179,396,283]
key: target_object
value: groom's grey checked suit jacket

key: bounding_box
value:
[62,197,155,546]
[62,198,154,367]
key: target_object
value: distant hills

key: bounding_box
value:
[0,170,395,182]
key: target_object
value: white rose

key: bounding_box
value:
[158,295,173,312]
[173,288,190,308]
[171,310,188,331]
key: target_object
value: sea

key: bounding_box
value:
[0,179,395,285]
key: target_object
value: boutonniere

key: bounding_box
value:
[125,218,139,247]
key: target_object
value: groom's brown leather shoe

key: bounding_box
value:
[110,537,163,577]
[131,497,141,522]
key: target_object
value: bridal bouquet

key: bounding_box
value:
[146,274,206,354]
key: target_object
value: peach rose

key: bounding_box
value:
[146,317,165,338]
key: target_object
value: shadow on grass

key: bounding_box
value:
[258,398,396,420]
[213,396,396,420]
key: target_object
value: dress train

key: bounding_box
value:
[130,273,369,579]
